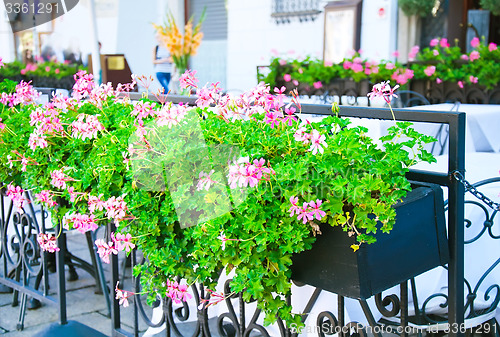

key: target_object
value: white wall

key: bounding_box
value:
[0,5,15,62]
[226,0,327,92]
[360,0,398,61]
[47,0,118,65]
[226,0,399,92]
[115,0,183,92]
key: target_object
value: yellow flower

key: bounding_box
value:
[153,12,205,70]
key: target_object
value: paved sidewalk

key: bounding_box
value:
[0,230,154,336]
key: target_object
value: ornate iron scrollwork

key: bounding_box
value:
[271,0,322,24]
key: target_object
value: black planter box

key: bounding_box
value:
[291,182,449,299]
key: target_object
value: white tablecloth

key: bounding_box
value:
[407,103,500,153]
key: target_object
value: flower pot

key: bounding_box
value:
[291,182,449,299]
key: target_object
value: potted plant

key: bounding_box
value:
[0,67,446,328]
[0,60,86,91]
[480,0,500,16]
[153,11,204,93]
[398,0,436,17]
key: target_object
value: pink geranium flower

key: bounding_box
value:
[408,45,419,61]
[313,81,322,89]
[283,74,291,82]
[458,81,464,89]
[308,200,326,220]
[439,38,449,48]
[367,81,399,104]
[179,69,198,89]
[488,43,497,52]
[196,170,216,191]
[112,232,136,253]
[115,282,134,307]
[297,203,314,224]
[470,37,480,48]
[37,233,60,253]
[351,63,363,73]
[282,106,297,126]
[385,63,395,70]
[424,66,436,77]
[308,129,327,155]
[289,196,300,217]
[50,169,73,189]
[430,38,439,47]
[469,51,480,61]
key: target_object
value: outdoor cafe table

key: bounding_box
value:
[348,103,500,155]
[408,103,500,153]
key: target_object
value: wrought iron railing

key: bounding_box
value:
[271,0,322,23]
[0,189,108,333]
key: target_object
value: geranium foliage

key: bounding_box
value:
[0,69,436,326]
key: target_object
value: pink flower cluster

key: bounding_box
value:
[196,170,216,191]
[64,212,98,233]
[166,280,192,304]
[0,117,5,130]
[37,233,60,253]
[408,45,420,61]
[103,196,129,226]
[227,158,274,189]
[20,63,38,75]
[50,169,74,189]
[469,51,480,62]
[179,69,199,90]
[88,194,131,226]
[195,82,222,108]
[343,57,364,73]
[391,68,414,85]
[289,196,326,224]
[198,289,226,309]
[115,282,134,307]
[95,232,136,264]
[430,38,449,48]
[0,81,41,107]
[28,103,65,151]
[132,101,157,120]
[71,114,105,140]
[8,150,38,172]
[180,71,298,126]
[71,70,135,105]
[471,37,480,48]
[95,239,118,264]
[6,183,26,209]
[294,127,328,155]
[113,233,135,253]
[424,66,436,77]
[72,70,96,101]
[367,81,399,104]
[35,190,58,208]
[156,103,188,128]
